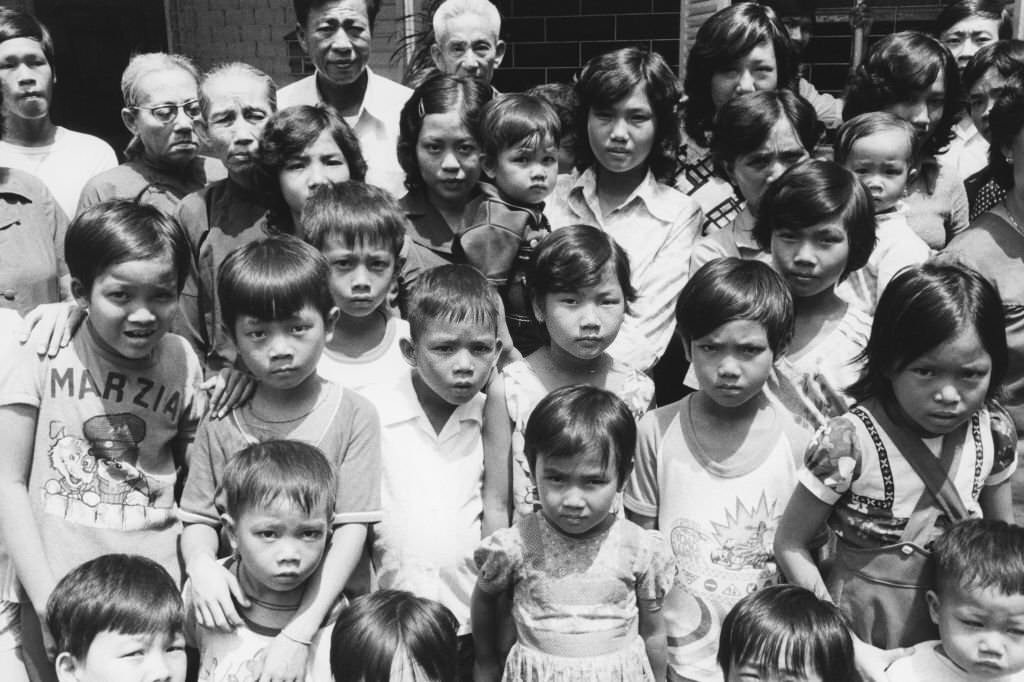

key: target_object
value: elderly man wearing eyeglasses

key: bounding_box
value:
[0,9,117,218]
[76,52,226,216]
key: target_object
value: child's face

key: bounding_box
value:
[55,630,186,682]
[928,581,1024,679]
[401,317,499,406]
[533,264,625,362]
[689,320,774,408]
[201,77,272,176]
[534,446,619,538]
[484,136,559,205]
[431,12,505,84]
[727,118,808,211]
[416,111,482,210]
[844,130,912,213]
[889,325,992,436]
[969,66,1014,141]
[710,40,779,112]
[279,129,350,218]
[885,76,946,144]
[0,37,53,123]
[227,500,329,602]
[323,237,397,320]
[232,303,333,393]
[122,68,200,168]
[587,83,655,178]
[770,219,849,300]
[74,256,179,360]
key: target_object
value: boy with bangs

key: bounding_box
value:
[888,519,1024,681]
[180,234,381,681]
[304,182,411,393]
[457,93,561,355]
[361,265,504,680]
[625,258,811,682]
[47,554,187,682]
[186,440,339,682]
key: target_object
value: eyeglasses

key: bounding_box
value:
[131,99,202,124]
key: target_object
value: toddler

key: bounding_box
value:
[888,519,1024,681]
[474,385,675,681]
[834,111,931,314]
[527,82,577,175]
[626,257,811,682]
[458,92,560,355]
[186,440,339,681]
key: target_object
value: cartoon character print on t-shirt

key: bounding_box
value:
[669,492,782,639]
[43,413,174,530]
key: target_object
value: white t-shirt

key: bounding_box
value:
[887,640,1024,682]
[317,316,409,394]
[0,126,117,217]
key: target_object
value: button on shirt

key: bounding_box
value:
[546,168,703,372]
[277,69,412,198]
[363,371,486,634]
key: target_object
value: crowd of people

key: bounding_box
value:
[2,0,1024,680]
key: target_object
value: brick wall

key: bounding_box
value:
[167,0,408,89]
[493,0,681,92]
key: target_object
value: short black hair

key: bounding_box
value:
[711,89,820,177]
[936,0,1011,40]
[65,199,191,293]
[961,39,1024,92]
[0,8,54,65]
[753,159,876,279]
[302,181,407,259]
[524,385,636,488]
[478,92,560,159]
[405,264,500,341]
[529,224,636,307]
[46,554,183,661]
[217,233,334,333]
[933,519,1024,597]
[676,258,794,356]
[221,439,337,520]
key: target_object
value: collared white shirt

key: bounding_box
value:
[363,371,486,634]
[546,167,703,372]
[941,116,989,181]
[278,68,412,197]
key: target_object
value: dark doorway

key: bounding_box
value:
[34,0,168,159]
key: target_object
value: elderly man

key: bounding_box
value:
[279,0,412,196]
[0,8,117,217]
[430,0,505,86]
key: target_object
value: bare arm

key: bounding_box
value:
[627,511,657,531]
[773,483,834,601]
[181,523,246,631]
[482,372,511,536]
[471,584,504,682]
[638,600,667,682]
[980,479,1014,523]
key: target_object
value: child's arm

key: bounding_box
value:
[638,601,667,682]
[471,584,505,682]
[980,479,1014,523]
[0,404,57,644]
[482,371,511,536]
[181,523,246,630]
[773,483,834,600]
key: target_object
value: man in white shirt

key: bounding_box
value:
[278,0,412,197]
[0,8,117,217]
[430,0,505,86]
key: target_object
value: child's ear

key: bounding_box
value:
[221,513,238,551]
[120,107,139,135]
[324,306,340,343]
[400,337,417,367]
[481,154,497,179]
[906,165,919,190]
[54,651,82,682]
[926,589,941,626]
[71,278,89,309]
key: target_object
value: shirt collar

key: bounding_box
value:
[730,207,758,249]
[316,67,386,124]
[378,370,485,429]
[478,180,546,218]
[571,167,678,222]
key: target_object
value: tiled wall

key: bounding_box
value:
[492,0,681,92]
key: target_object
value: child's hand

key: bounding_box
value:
[19,302,85,357]
[256,633,309,682]
[188,556,248,631]
[853,636,912,682]
[200,368,256,419]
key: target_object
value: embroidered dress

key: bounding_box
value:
[674,130,742,234]
[503,359,654,520]
[475,513,675,682]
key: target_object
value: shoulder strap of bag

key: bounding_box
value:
[863,398,970,524]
